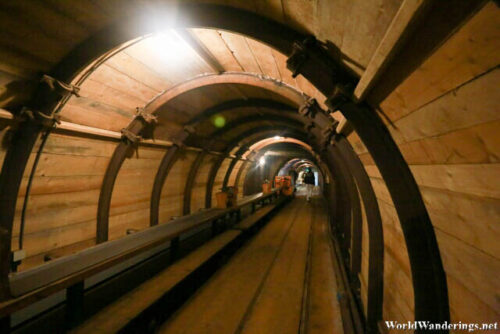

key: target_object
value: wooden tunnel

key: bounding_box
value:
[0,1,498,333]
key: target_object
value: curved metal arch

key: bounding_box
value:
[186,98,296,126]
[229,132,318,193]
[223,130,317,189]
[183,151,207,215]
[336,137,384,332]
[210,114,305,138]
[147,73,306,115]
[150,145,183,226]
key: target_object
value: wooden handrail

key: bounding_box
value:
[0,190,278,316]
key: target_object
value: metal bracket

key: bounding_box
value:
[201,138,216,152]
[298,98,320,119]
[19,107,61,128]
[304,121,315,134]
[120,127,141,144]
[326,84,351,111]
[322,121,339,147]
[41,74,80,98]
[287,39,310,78]
[135,107,158,124]
[172,125,195,147]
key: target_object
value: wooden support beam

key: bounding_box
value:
[354,0,428,101]
[177,29,226,74]
[366,0,486,105]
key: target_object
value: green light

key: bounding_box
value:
[213,115,226,128]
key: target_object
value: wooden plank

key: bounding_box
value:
[177,29,226,74]
[391,68,500,144]
[124,34,213,85]
[370,177,500,321]
[11,218,96,260]
[105,51,171,91]
[43,0,108,31]
[340,0,402,70]
[435,229,500,313]
[219,31,263,74]
[190,29,242,72]
[0,5,71,64]
[371,175,500,260]
[18,239,95,272]
[245,38,281,79]
[270,48,297,86]
[379,2,500,121]
[0,42,51,76]
[313,0,352,49]
[354,0,427,100]
[447,275,500,325]
[280,0,315,34]
[61,96,133,131]
[410,164,500,199]
[252,0,285,24]
[366,163,500,199]
[420,186,500,260]
[0,70,37,109]
[88,64,158,103]
[360,119,500,165]
[382,251,414,324]
[78,79,146,113]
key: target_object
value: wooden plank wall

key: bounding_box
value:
[11,134,115,271]
[108,146,164,240]
[348,2,500,328]
[190,154,214,213]
[227,159,244,188]
[237,162,251,195]
[159,151,197,223]
[211,158,232,204]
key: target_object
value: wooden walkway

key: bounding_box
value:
[159,198,344,334]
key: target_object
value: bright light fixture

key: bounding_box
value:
[149,30,194,66]
[273,136,283,140]
[259,156,266,165]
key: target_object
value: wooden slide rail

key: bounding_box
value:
[0,190,279,317]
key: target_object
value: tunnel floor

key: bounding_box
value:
[159,196,343,334]
[71,196,344,334]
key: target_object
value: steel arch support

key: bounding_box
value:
[337,137,384,333]
[183,151,207,215]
